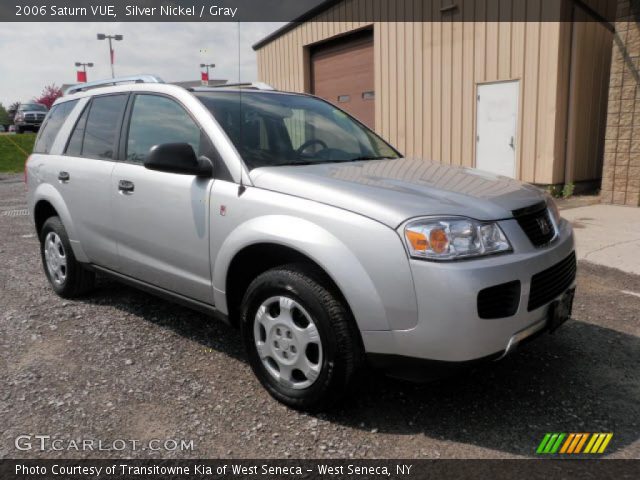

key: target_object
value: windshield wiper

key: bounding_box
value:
[279,156,393,167]
[347,156,393,161]
[281,159,357,166]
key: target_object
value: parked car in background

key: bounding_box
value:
[13,102,48,133]
[26,76,576,411]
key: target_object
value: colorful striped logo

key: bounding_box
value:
[536,433,613,454]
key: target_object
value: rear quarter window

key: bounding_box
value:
[65,103,89,157]
[33,100,78,154]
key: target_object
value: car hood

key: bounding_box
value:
[249,158,546,228]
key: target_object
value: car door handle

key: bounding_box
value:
[118,180,135,194]
[58,171,70,182]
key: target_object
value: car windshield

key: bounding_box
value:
[195,91,401,170]
[20,103,47,111]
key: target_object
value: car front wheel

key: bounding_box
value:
[240,264,363,411]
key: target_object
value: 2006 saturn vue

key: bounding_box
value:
[26,76,576,411]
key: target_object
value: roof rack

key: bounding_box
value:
[65,75,165,95]
[209,82,275,91]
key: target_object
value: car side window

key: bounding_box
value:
[126,94,201,164]
[65,103,89,157]
[65,94,127,160]
[33,100,78,154]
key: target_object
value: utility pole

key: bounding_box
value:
[97,33,123,78]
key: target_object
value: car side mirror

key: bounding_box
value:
[144,143,214,177]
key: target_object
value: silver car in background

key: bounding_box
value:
[26,76,576,411]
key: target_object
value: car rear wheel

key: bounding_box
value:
[240,264,363,411]
[40,216,95,298]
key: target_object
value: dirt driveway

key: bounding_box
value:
[1,174,639,459]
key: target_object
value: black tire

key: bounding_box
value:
[240,263,363,411]
[40,216,95,298]
[15,126,23,134]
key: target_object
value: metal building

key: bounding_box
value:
[253,0,617,190]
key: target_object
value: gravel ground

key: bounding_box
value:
[1,174,639,459]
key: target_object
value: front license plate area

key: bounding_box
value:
[548,288,575,333]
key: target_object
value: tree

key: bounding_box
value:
[0,103,9,128]
[8,101,19,122]
[33,84,63,109]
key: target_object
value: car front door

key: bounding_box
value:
[111,93,215,304]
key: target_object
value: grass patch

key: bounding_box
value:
[0,133,36,172]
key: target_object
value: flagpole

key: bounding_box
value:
[108,37,114,78]
[200,63,215,86]
[74,62,94,83]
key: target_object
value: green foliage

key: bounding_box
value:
[546,183,575,199]
[562,182,575,199]
[0,103,9,126]
[547,185,563,198]
[0,133,36,172]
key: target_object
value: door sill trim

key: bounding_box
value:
[90,265,228,323]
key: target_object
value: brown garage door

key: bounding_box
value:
[310,30,374,129]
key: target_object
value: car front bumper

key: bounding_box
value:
[361,217,576,374]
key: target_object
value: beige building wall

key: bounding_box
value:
[601,0,640,205]
[255,0,613,185]
[565,18,614,185]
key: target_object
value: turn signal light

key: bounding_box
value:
[406,230,428,251]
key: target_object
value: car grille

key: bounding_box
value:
[477,280,521,319]
[513,202,556,247]
[25,113,45,122]
[528,252,576,311]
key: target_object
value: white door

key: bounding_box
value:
[476,81,519,178]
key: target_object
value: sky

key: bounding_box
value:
[0,22,286,108]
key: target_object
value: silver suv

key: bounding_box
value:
[26,75,576,411]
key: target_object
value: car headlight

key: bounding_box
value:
[404,217,512,260]
[15,113,24,121]
[545,193,561,226]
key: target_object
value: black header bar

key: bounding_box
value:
[2,0,627,23]
[1,459,639,480]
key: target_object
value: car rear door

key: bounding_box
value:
[29,99,80,234]
[56,93,129,269]
[110,93,215,304]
